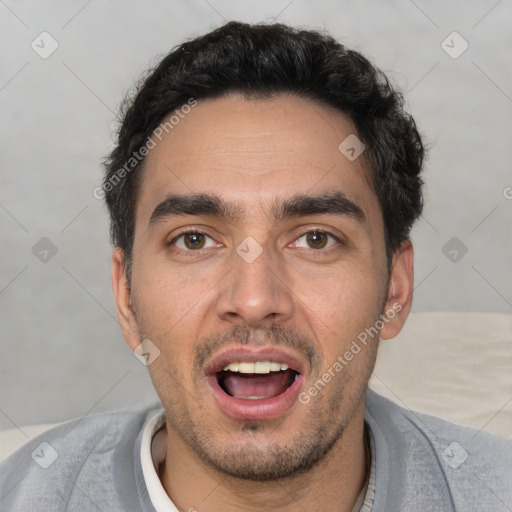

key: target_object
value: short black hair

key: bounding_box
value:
[103,21,424,277]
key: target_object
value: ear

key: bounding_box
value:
[379,240,414,340]
[112,247,140,351]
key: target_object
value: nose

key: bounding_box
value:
[215,241,294,329]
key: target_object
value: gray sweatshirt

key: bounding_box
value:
[1,390,511,511]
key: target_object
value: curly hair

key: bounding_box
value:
[103,21,424,275]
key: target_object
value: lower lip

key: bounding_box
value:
[206,373,304,421]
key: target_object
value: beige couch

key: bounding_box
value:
[369,312,512,437]
[1,312,511,461]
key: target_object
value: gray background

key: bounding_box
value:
[1,0,511,427]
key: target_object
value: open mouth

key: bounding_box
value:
[205,351,305,421]
[217,361,300,400]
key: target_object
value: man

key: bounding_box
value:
[1,21,511,512]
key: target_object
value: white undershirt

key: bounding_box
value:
[140,410,373,512]
[140,410,178,511]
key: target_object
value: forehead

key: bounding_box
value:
[135,93,379,227]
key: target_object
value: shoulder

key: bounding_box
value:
[0,403,162,511]
[366,390,512,511]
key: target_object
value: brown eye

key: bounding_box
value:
[306,231,328,249]
[291,230,339,250]
[171,231,217,251]
[183,232,206,249]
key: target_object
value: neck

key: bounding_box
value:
[159,403,368,512]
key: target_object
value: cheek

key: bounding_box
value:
[133,260,212,331]
[130,282,208,393]
[299,265,383,331]
[297,268,385,384]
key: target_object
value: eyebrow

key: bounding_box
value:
[148,191,366,227]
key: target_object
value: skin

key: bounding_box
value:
[112,93,414,512]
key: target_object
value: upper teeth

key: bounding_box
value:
[222,361,289,374]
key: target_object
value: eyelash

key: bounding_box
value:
[168,228,343,253]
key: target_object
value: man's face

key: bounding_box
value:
[114,93,409,480]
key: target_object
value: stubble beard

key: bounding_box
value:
[141,305,384,482]
[163,387,353,482]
